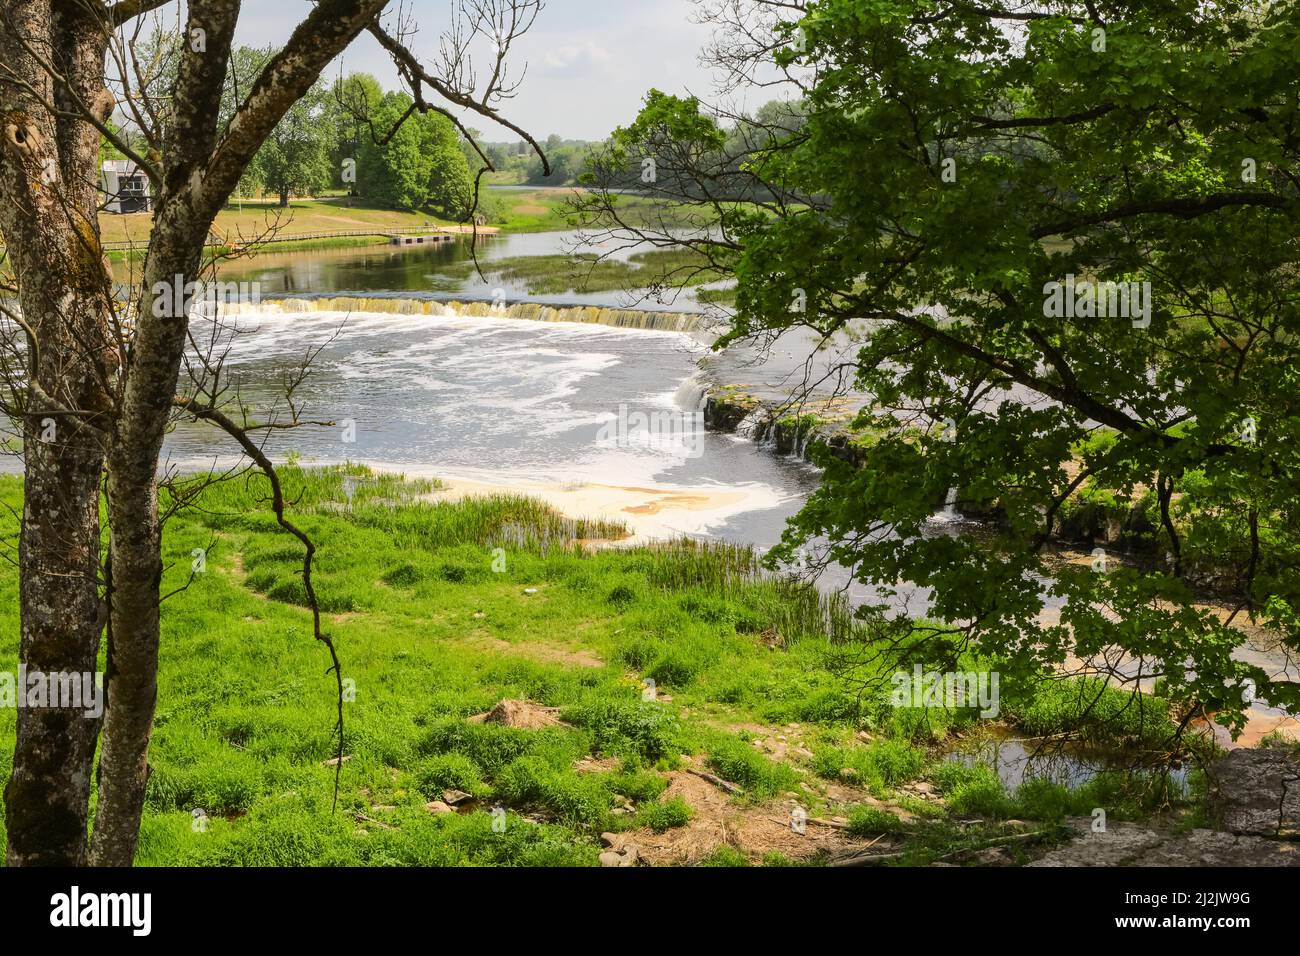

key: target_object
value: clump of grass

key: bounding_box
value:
[382,562,426,587]
[704,733,801,799]
[418,719,584,775]
[562,698,682,762]
[846,805,904,836]
[1259,730,1300,755]
[812,739,928,793]
[698,845,750,866]
[636,796,692,832]
[1010,677,1175,748]
[415,753,488,800]
[930,762,1015,819]
[494,757,614,829]
[607,768,669,803]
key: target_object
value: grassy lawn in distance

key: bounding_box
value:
[98,197,458,247]
[95,190,674,246]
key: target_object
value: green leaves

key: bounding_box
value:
[630,0,1300,737]
[357,92,474,216]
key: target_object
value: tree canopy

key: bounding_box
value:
[584,0,1300,737]
[357,91,475,215]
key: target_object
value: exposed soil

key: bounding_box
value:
[604,762,884,866]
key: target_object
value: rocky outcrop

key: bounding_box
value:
[1030,747,1300,866]
[702,389,875,469]
[1029,817,1300,866]
[1207,746,1300,837]
[702,388,762,433]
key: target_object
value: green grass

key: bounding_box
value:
[0,465,880,864]
[0,465,1199,865]
[1008,677,1176,749]
[99,197,462,247]
[811,739,928,795]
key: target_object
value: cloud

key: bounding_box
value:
[536,40,613,75]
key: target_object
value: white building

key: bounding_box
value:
[101,160,151,214]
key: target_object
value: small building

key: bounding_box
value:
[101,160,151,214]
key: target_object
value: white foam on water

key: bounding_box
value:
[170,303,803,538]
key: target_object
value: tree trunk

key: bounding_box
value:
[0,0,117,867]
[90,230,205,866]
[6,364,106,867]
[88,0,394,863]
[89,460,163,866]
[280,185,290,207]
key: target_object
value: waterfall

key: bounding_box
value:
[934,487,960,522]
[673,372,710,410]
[736,407,769,442]
[204,295,710,334]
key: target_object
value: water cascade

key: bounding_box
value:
[209,295,712,334]
[673,372,711,410]
[938,486,960,521]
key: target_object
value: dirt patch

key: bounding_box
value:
[224,552,269,602]
[468,699,566,729]
[511,203,550,216]
[611,764,888,866]
[574,756,623,774]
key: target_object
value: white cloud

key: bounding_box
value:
[536,40,613,74]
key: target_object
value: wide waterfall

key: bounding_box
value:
[209,295,714,334]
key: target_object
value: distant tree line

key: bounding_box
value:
[483,100,807,195]
[110,34,478,215]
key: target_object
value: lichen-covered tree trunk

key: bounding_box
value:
[0,0,117,866]
[91,227,206,866]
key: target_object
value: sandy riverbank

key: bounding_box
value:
[422,473,779,544]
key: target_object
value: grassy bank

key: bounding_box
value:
[93,191,700,259]
[477,187,704,234]
[99,197,455,248]
[0,466,1195,866]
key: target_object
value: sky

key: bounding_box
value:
[228,0,725,142]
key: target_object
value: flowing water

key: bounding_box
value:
[113,230,712,311]
[167,294,816,545]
